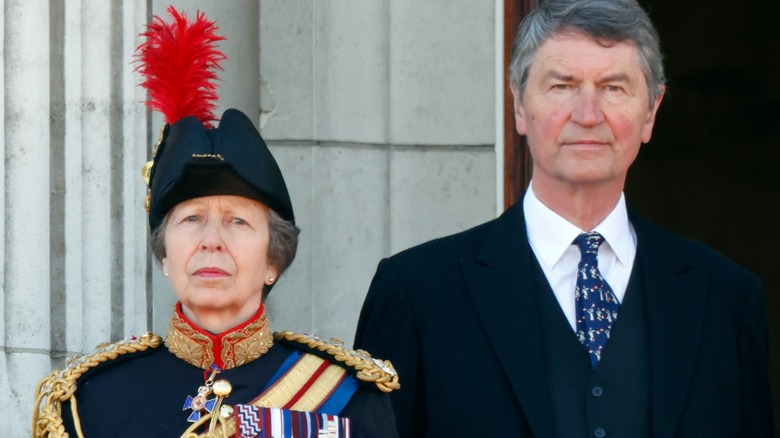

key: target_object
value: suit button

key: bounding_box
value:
[594,428,606,438]
[591,386,604,397]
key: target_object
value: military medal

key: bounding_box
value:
[183,387,217,423]
[183,364,223,422]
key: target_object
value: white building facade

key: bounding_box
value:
[2,1,503,434]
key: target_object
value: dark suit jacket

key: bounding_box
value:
[354,201,774,437]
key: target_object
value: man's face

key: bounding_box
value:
[512,32,663,192]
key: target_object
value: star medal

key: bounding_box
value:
[183,364,221,422]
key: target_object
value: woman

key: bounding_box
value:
[32,7,398,438]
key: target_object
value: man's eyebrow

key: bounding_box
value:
[598,72,631,83]
[540,71,634,86]
[544,70,577,82]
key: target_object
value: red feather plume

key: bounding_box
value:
[135,6,226,127]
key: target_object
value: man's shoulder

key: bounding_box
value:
[375,202,525,282]
[632,212,758,281]
[388,214,504,265]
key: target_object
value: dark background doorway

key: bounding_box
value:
[505,0,780,429]
[629,0,780,429]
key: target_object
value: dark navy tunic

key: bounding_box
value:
[61,340,398,437]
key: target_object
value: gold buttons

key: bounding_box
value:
[212,379,232,397]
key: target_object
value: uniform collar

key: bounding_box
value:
[164,302,273,370]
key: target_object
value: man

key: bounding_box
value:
[354,0,775,436]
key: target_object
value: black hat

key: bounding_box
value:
[146,109,295,232]
[136,7,293,232]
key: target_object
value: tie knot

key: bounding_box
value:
[575,232,605,256]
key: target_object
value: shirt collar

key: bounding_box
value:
[523,182,635,270]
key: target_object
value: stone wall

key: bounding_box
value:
[256,0,497,343]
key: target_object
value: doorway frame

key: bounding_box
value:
[502,0,536,208]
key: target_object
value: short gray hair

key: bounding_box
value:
[509,0,666,108]
[149,208,300,293]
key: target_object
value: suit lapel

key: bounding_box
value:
[632,214,708,438]
[461,202,555,437]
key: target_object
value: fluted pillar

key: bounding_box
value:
[2,1,52,433]
[2,1,151,434]
[80,0,114,349]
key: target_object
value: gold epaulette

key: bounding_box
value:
[273,331,400,393]
[31,332,162,438]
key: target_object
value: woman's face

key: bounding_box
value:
[162,195,278,331]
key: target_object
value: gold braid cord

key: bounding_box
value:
[273,331,400,393]
[31,333,163,438]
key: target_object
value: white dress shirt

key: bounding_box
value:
[523,182,637,332]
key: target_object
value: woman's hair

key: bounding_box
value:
[265,208,301,278]
[149,206,300,291]
[509,0,666,109]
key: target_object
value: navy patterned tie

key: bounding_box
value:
[575,232,620,367]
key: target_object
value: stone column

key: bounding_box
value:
[2,1,152,434]
[2,0,52,433]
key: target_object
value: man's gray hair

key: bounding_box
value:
[509,0,666,108]
[149,208,300,294]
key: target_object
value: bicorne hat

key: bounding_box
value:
[136,6,294,232]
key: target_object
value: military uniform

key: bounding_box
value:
[33,303,399,437]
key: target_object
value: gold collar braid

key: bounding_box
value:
[165,303,273,370]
